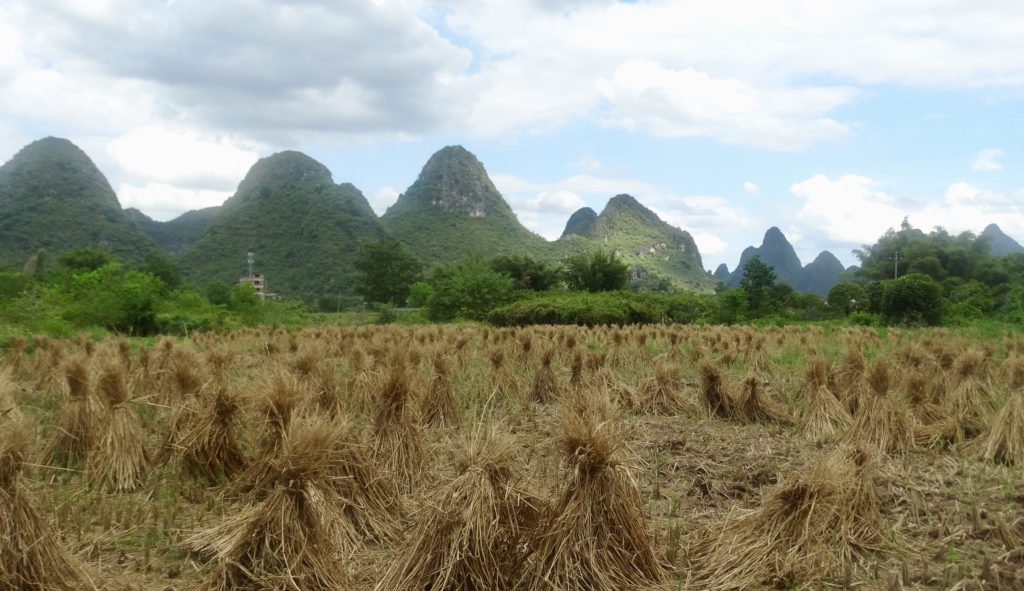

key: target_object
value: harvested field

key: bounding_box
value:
[1,324,1023,590]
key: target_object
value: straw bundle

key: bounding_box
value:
[735,374,793,425]
[373,363,425,492]
[687,444,884,590]
[638,361,696,415]
[521,403,663,589]
[798,355,852,443]
[189,417,355,591]
[842,358,913,455]
[176,379,247,483]
[530,348,559,404]
[422,351,459,426]
[87,361,149,492]
[1,423,96,590]
[982,365,1024,465]
[376,425,540,590]
[47,356,106,468]
[700,361,734,419]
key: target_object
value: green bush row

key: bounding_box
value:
[488,291,712,326]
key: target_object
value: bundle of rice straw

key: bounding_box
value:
[422,351,459,426]
[176,378,247,484]
[376,424,540,590]
[189,416,357,590]
[833,344,867,414]
[735,374,792,425]
[744,338,773,374]
[306,363,344,419]
[700,361,734,419]
[942,349,996,439]
[901,369,948,426]
[0,368,22,424]
[841,358,913,455]
[488,348,520,399]
[87,361,150,492]
[637,361,696,415]
[520,395,663,589]
[530,348,559,404]
[1,422,97,590]
[686,444,884,590]
[982,359,1024,465]
[46,356,106,468]
[798,355,852,443]
[373,363,425,492]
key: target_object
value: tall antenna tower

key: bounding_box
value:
[247,251,255,277]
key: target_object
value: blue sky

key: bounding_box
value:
[1,1,1022,271]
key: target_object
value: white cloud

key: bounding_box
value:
[597,59,854,149]
[369,186,401,216]
[791,174,906,245]
[107,126,259,190]
[118,182,231,221]
[572,156,602,172]
[743,181,760,195]
[972,148,1004,171]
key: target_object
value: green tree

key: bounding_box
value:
[427,255,516,321]
[56,247,116,273]
[490,254,560,291]
[881,273,943,325]
[353,238,424,306]
[563,249,629,292]
[826,281,868,316]
[138,251,182,291]
[739,256,778,318]
[205,282,233,307]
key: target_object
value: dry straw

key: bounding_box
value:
[176,378,247,483]
[190,416,358,591]
[87,360,150,492]
[530,348,559,404]
[982,357,1024,465]
[373,362,425,492]
[735,374,793,425]
[687,444,884,590]
[700,361,734,419]
[521,392,663,589]
[422,350,459,426]
[1,422,97,590]
[638,360,696,415]
[842,357,914,455]
[799,355,852,443]
[376,424,540,590]
[46,356,106,468]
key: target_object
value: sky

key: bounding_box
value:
[1,0,1023,271]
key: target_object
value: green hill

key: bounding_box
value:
[564,194,714,291]
[730,227,803,287]
[796,250,845,297]
[380,146,550,264]
[0,137,156,266]
[126,206,221,254]
[981,223,1024,257]
[178,151,386,300]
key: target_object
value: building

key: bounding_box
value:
[238,273,266,298]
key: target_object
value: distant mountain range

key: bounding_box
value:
[719,227,850,297]
[0,136,1019,300]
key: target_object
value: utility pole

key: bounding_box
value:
[247,252,254,278]
[892,251,900,279]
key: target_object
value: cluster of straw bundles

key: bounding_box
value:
[687,444,884,589]
[422,350,459,426]
[377,425,540,590]
[521,394,663,589]
[175,378,247,483]
[982,357,1024,465]
[0,369,22,424]
[842,358,913,455]
[1,423,96,590]
[46,356,106,468]
[87,361,149,492]
[798,355,851,443]
[191,416,368,590]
